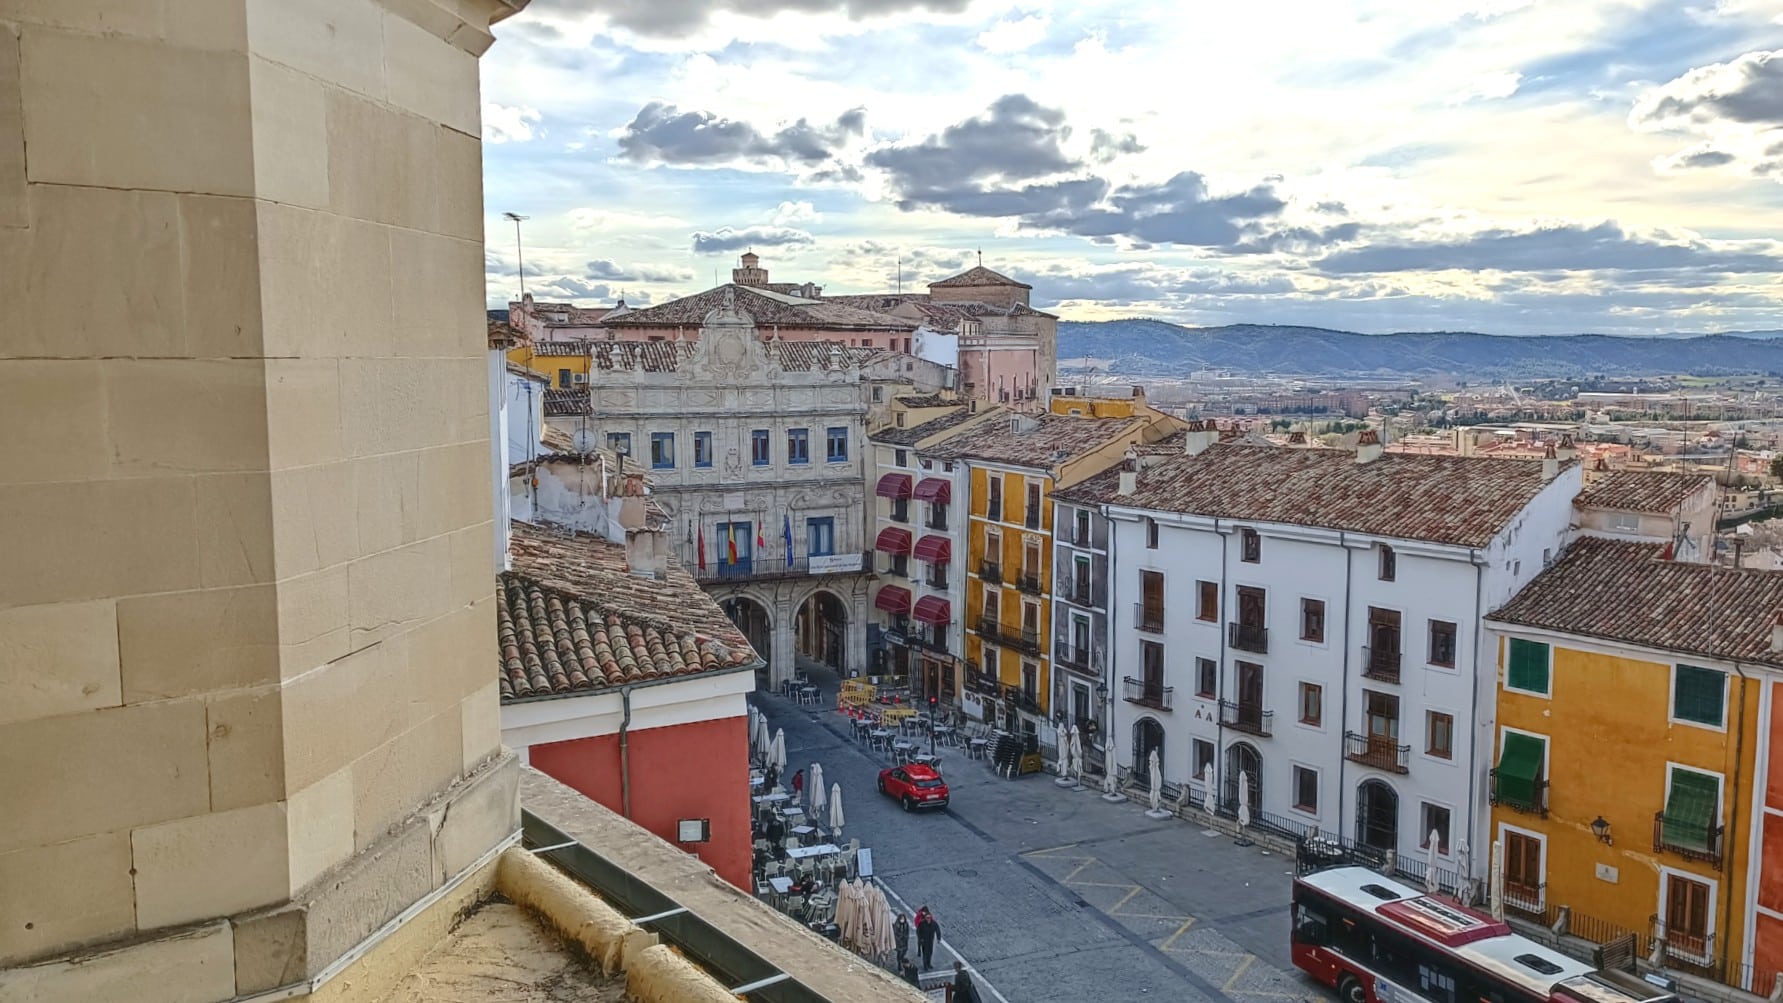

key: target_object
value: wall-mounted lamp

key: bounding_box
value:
[1590,816,1613,845]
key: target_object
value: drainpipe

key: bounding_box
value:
[1214,518,1227,801]
[1722,659,1750,973]
[1105,506,1116,761]
[619,684,635,819]
[1465,549,1487,888]
[1336,532,1353,841]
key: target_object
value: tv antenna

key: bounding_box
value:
[502,212,530,299]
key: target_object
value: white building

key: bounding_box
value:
[1058,425,1580,880]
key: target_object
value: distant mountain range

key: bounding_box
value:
[1057,320,1783,380]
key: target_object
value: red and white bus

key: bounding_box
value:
[1292,867,1677,1003]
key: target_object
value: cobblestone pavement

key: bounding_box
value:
[757,680,1337,1003]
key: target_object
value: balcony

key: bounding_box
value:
[1502,882,1547,920]
[1025,504,1042,530]
[693,551,867,583]
[907,626,949,655]
[1653,810,1725,868]
[1362,646,1401,684]
[1015,572,1043,595]
[1123,676,1173,711]
[978,560,1003,584]
[1067,585,1092,607]
[925,569,950,590]
[1220,700,1273,737]
[1344,731,1410,774]
[1007,687,1043,715]
[1228,622,1269,654]
[973,617,1041,654]
[1133,603,1163,633]
[925,512,949,532]
[1488,768,1550,817]
[1055,645,1097,675]
[965,664,1000,697]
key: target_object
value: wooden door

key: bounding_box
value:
[1503,830,1542,895]
[1238,587,1266,628]
[1665,873,1711,954]
[1368,607,1401,653]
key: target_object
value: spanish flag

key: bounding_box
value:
[727,522,738,565]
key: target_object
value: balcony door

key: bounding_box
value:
[1072,616,1090,662]
[1368,607,1401,655]
[1664,872,1712,957]
[1504,828,1543,901]
[1237,661,1264,720]
[1365,690,1400,743]
[1237,586,1265,628]
[1021,601,1040,643]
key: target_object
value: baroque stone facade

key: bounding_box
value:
[544,292,873,688]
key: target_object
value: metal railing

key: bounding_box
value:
[1220,700,1273,736]
[925,569,949,590]
[1133,603,1163,633]
[1362,645,1401,683]
[1067,585,1091,607]
[1123,676,1173,710]
[1653,810,1724,868]
[925,512,948,531]
[906,626,949,655]
[1025,504,1042,529]
[1488,768,1549,817]
[1344,731,1410,773]
[1501,881,1547,920]
[978,560,1002,584]
[1055,645,1097,674]
[1228,622,1269,654]
[1006,687,1043,715]
[1015,573,1043,595]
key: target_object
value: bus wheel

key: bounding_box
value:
[1338,976,1366,1003]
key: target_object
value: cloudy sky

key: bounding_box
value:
[480,0,1783,335]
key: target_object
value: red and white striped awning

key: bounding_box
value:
[875,473,913,499]
[874,586,912,614]
[874,527,912,555]
[913,478,951,503]
[913,535,952,563]
[912,596,952,625]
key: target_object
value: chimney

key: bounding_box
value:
[1771,609,1783,655]
[1541,443,1558,481]
[1356,429,1384,464]
[1556,434,1577,463]
[1119,470,1137,495]
[1287,431,1307,446]
[1183,420,1216,456]
[624,525,669,579]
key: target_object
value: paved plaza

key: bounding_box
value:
[756,679,1339,1003]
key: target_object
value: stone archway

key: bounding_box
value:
[1224,741,1262,813]
[794,588,848,671]
[1356,779,1400,853]
[1132,716,1165,782]
[719,596,772,686]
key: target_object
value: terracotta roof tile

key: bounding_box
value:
[1574,471,1715,514]
[1487,537,1783,669]
[543,389,590,416]
[499,520,757,702]
[599,284,916,331]
[895,393,952,408]
[921,413,1150,469]
[870,407,981,446]
[530,342,591,357]
[1055,442,1565,548]
[930,265,1032,289]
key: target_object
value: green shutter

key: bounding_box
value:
[1662,769,1719,850]
[1673,665,1725,727]
[1494,732,1544,808]
[1507,639,1550,694]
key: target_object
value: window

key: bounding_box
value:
[1427,712,1453,759]
[1504,828,1543,899]
[1241,528,1260,562]
[1145,517,1158,549]
[606,431,632,456]
[1300,598,1325,643]
[751,429,771,465]
[1673,664,1726,727]
[1075,509,1090,546]
[1196,657,1217,699]
[1072,555,1090,602]
[983,646,999,681]
[1141,641,1164,690]
[1379,544,1396,581]
[806,517,834,557]
[1608,511,1641,532]
[1196,580,1217,622]
[1023,539,1041,580]
[787,428,810,464]
[1298,682,1323,726]
[1428,620,1456,668]
[1664,871,1713,958]
[1192,739,1215,778]
[1421,804,1451,852]
[1662,766,1721,853]
[894,412,905,428]
[988,476,1002,519]
[872,385,884,402]
[1025,482,1042,529]
[1022,661,1038,700]
[1140,570,1164,626]
[1293,766,1319,812]
[826,426,848,462]
[693,431,713,468]
[557,368,572,388]
[649,432,675,469]
[1365,690,1399,739]
[894,448,908,466]
[1506,638,1550,695]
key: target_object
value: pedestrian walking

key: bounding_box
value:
[900,958,921,986]
[893,912,910,964]
[914,905,939,970]
[952,961,979,1003]
[791,769,805,802]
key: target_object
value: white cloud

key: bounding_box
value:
[482,103,542,144]
[771,200,822,224]
[976,10,1049,53]
[567,208,687,231]
[1448,70,1523,104]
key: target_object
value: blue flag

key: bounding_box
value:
[783,513,794,567]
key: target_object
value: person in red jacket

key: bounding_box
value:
[791,768,805,802]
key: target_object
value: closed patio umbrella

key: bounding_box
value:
[1237,770,1252,831]
[1148,748,1164,813]
[1426,828,1442,894]
[810,764,827,814]
[771,728,788,773]
[754,715,772,762]
[1202,763,1217,825]
[829,782,845,831]
[1101,731,1122,801]
[1069,726,1085,788]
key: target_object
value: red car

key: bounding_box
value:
[878,763,949,811]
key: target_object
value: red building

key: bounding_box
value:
[496,518,761,888]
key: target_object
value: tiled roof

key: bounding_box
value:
[769,341,885,372]
[499,520,757,702]
[540,425,576,452]
[870,407,981,446]
[543,389,590,417]
[531,342,591,357]
[922,413,1148,469]
[1487,537,1783,669]
[1055,442,1565,548]
[895,393,953,408]
[931,265,1032,289]
[1575,471,1715,514]
[599,284,916,331]
[489,320,526,349]
[590,341,694,372]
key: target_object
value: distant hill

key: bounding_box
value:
[1058,320,1783,380]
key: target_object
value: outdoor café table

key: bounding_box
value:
[933,725,955,743]
[768,876,793,895]
[753,792,789,804]
[786,843,840,861]
[791,825,816,837]
[779,806,805,821]
[892,739,916,755]
[869,728,892,750]
[749,775,765,789]
[912,753,939,767]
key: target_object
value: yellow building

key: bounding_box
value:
[508,340,592,388]
[923,405,1180,732]
[1486,537,1783,994]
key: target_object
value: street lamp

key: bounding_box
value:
[928,694,938,757]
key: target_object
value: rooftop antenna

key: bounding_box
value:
[977,247,982,267]
[501,212,529,299]
[897,256,902,295]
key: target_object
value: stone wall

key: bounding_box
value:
[0,0,522,997]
